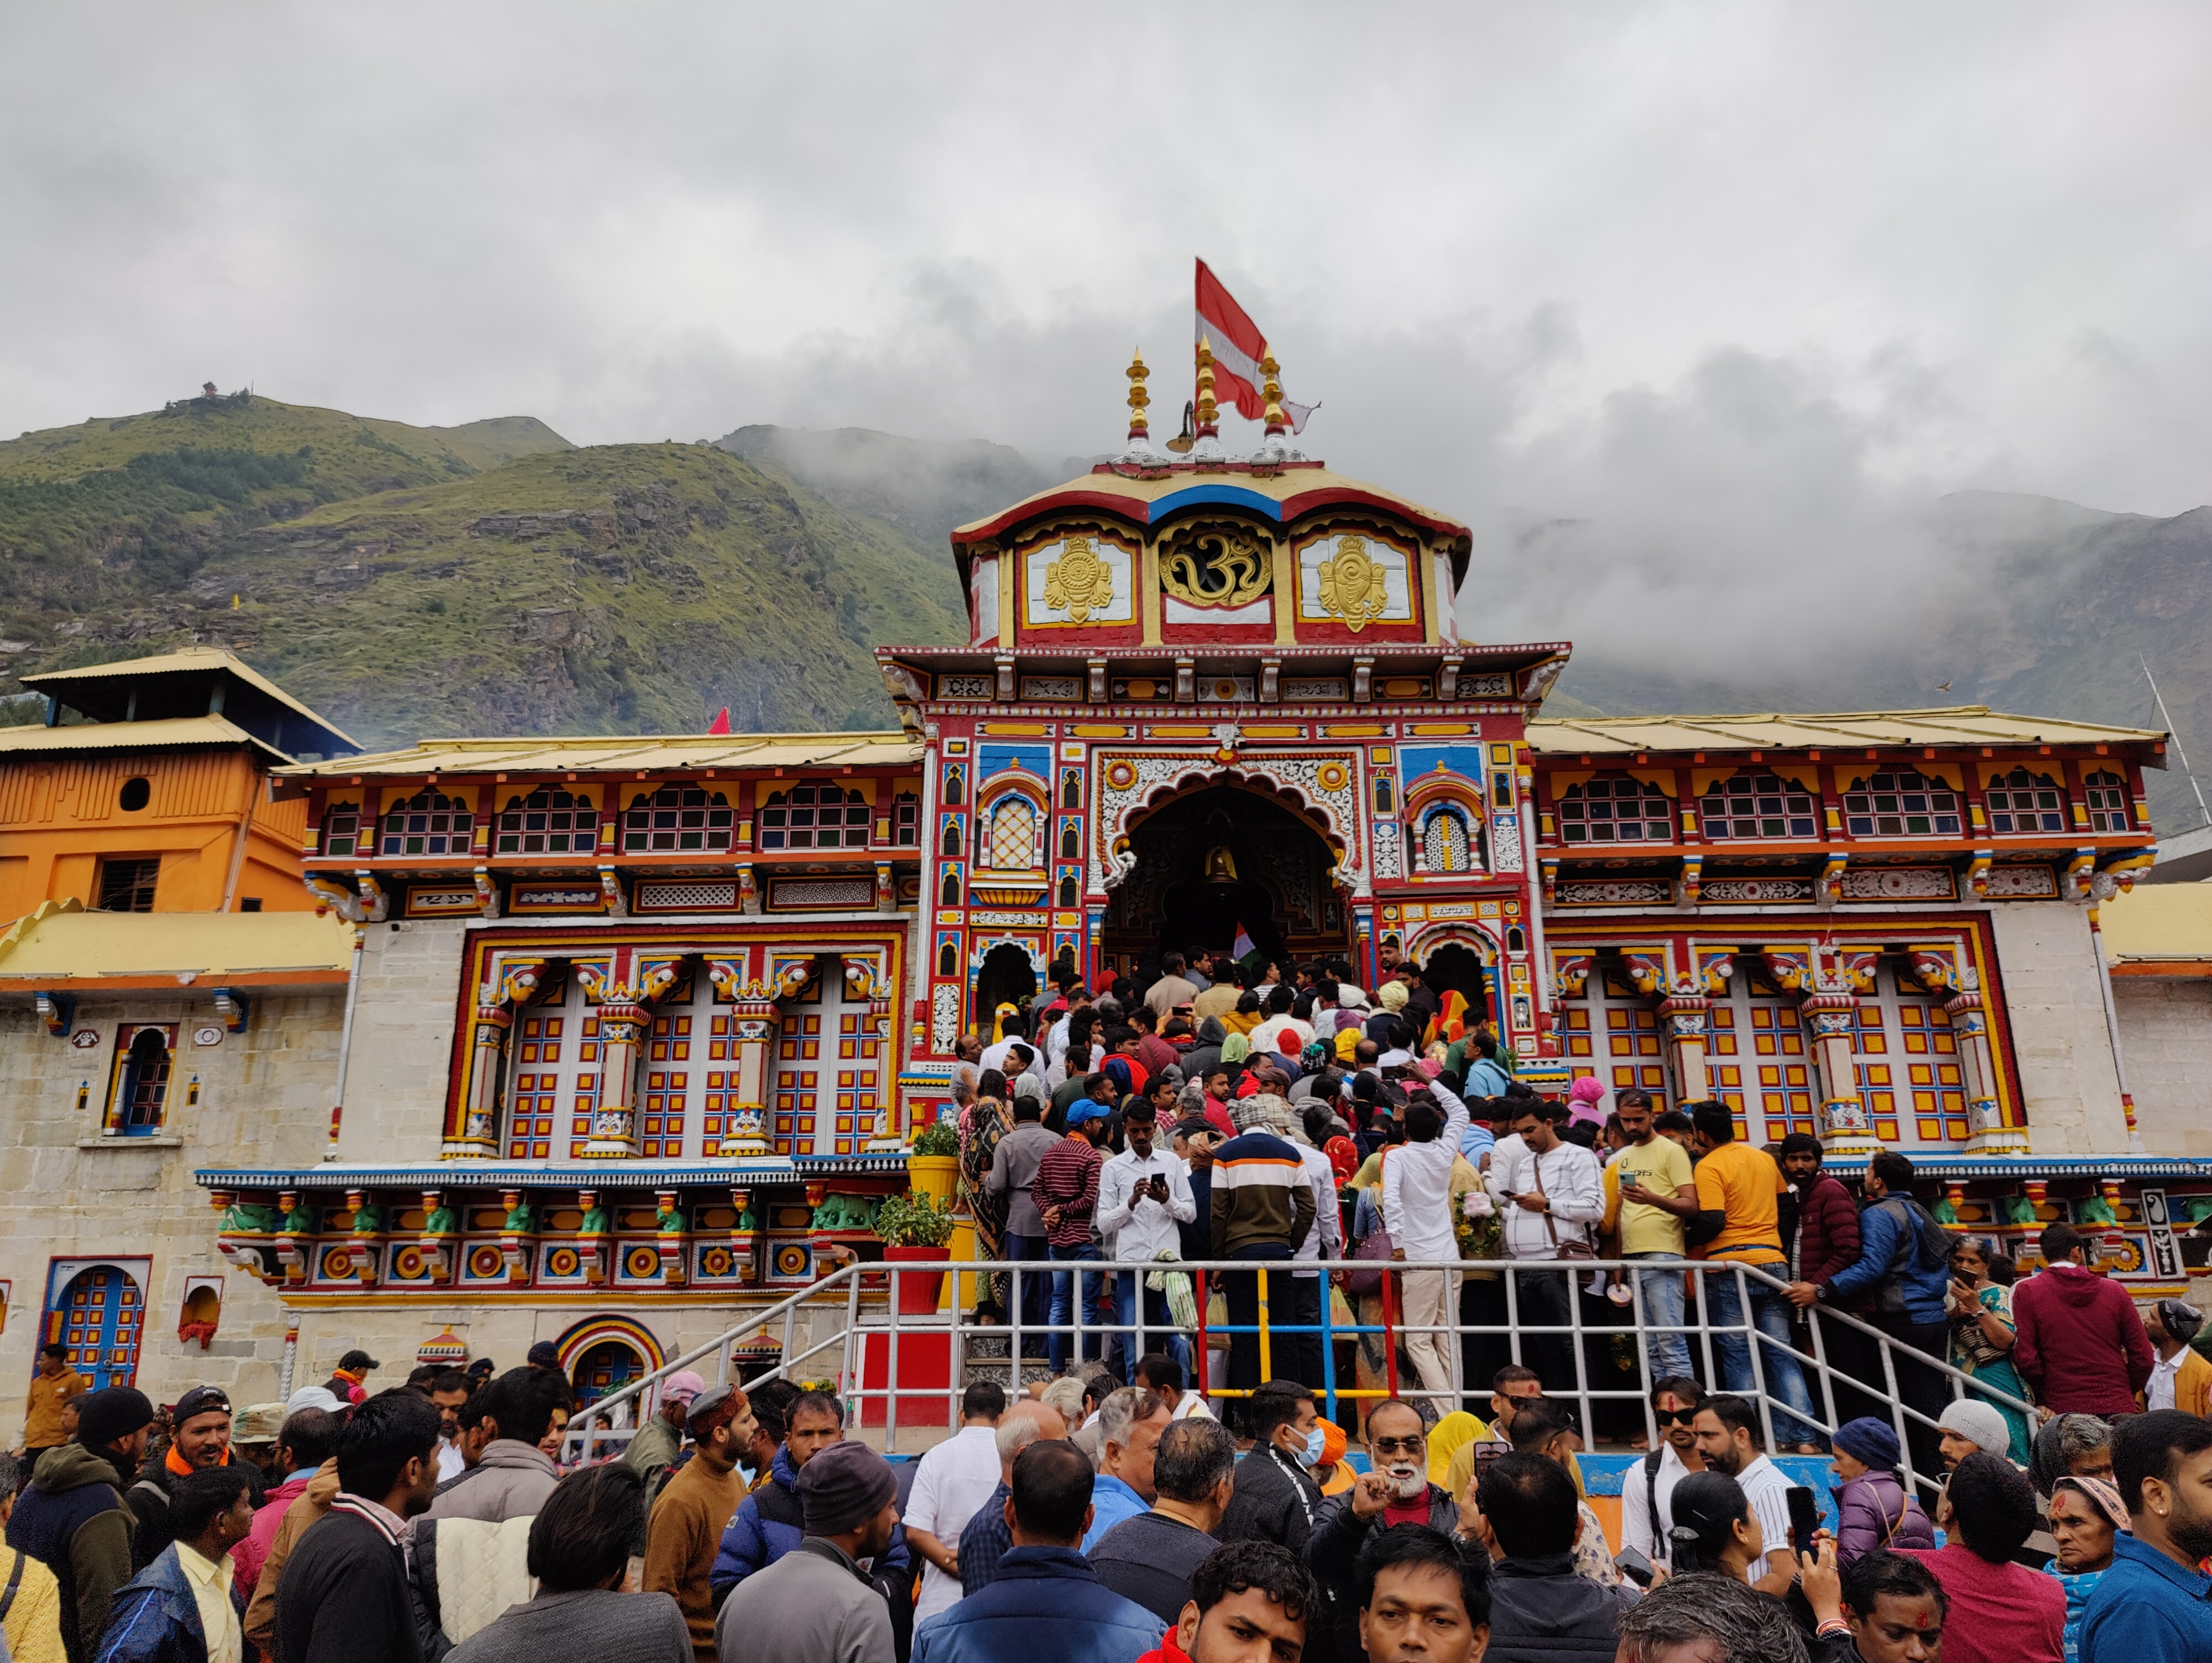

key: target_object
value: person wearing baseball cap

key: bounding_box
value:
[133,1384,261,1568]
[714,1438,902,1663]
[623,1369,707,1497]
[8,1384,155,1659]
[322,1350,378,1408]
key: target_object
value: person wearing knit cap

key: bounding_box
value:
[1563,1073,1608,1130]
[622,1369,707,1498]
[9,1385,154,1660]
[2143,1298,2212,1416]
[714,1441,899,1663]
[1829,1416,1935,1570]
[1936,1398,2016,1472]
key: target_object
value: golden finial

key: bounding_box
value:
[1125,348,1149,441]
[1195,335,1218,437]
[1260,352,1285,437]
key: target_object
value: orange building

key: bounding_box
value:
[0,647,359,921]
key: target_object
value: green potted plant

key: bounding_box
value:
[907,1115,959,1205]
[874,1188,957,1315]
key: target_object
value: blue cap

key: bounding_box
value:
[1066,1100,1109,1126]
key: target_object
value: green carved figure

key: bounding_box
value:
[656,1202,686,1233]
[504,1199,534,1233]
[349,1203,384,1235]
[2078,1195,2119,1226]
[222,1203,280,1234]
[578,1202,611,1235]
[424,1202,458,1236]
[735,1205,759,1233]
[281,1202,314,1233]
[1932,1196,1960,1227]
[811,1194,879,1232]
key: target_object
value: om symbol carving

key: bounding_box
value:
[1316,534,1392,631]
[1160,525,1271,608]
[1042,535,1116,624]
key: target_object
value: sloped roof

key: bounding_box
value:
[1528,706,2167,762]
[279,731,919,778]
[0,899,356,991]
[2100,883,2212,974]
[0,715,291,764]
[19,645,359,755]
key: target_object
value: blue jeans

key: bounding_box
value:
[1048,1242,1103,1373]
[1704,1264,1822,1446]
[1108,1267,1193,1382]
[1625,1252,1695,1383]
[1008,1233,1051,1356]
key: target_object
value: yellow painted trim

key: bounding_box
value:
[1141,539,1163,646]
[1690,763,1817,797]
[997,548,1016,646]
[1417,541,1441,644]
[1271,535,1295,646]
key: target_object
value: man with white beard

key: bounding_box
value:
[1300,1399,1485,1663]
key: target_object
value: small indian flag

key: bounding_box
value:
[1233,922,1255,960]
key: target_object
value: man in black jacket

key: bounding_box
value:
[1303,1399,1480,1663]
[276,1388,441,1663]
[1464,1452,1633,1662]
[1218,1383,1324,1557]
[131,1383,262,1570]
[8,1385,154,1663]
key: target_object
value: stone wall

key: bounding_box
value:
[0,992,339,1431]
[336,917,470,1158]
[1988,902,2131,1154]
[2115,975,2212,1158]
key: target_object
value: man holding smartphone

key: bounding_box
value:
[1096,1101,1198,1380]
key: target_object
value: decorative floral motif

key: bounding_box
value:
[1039,534,1120,624]
[1556,880,1673,906]
[930,984,962,1053]
[1091,750,1364,895]
[1490,813,1524,873]
[1840,867,1955,901]
[1700,878,1817,903]
[1984,865,2058,899]
[1373,820,1401,880]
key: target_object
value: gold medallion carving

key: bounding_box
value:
[1316,534,1392,631]
[1042,535,1116,624]
[1159,524,1271,608]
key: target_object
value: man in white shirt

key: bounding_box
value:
[1382,1075,1472,1409]
[1246,987,1313,1060]
[900,1380,1008,1625]
[1692,1394,1798,1592]
[1094,1100,1198,1380]
[1620,1377,1707,1570]
[1486,1099,1605,1390]
[2144,1298,2205,1411]
[138,1463,256,1663]
[979,1013,1041,1080]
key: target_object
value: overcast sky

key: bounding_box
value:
[7,4,2211,668]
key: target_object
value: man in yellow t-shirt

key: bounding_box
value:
[1686,1100,1823,1451]
[1604,1089,1699,1383]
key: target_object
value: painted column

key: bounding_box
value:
[719,995,779,1158]
[1661,997,1712,1102]
[451,1004,512,1157]
[584,1002,649,1158]
[1804,993,1880,1154]
[865,993,902,1150]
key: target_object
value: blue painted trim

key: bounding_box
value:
[1150,483,1291,521]
[194,1154,914,1190]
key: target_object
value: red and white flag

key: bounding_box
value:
[1195,259,1316,433]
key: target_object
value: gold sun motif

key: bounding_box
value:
[1315,535,1392,631]
[1042,535,1116,624]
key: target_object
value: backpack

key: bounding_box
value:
[1872,1195,1958,1314]
[1641,1451,1667,1566]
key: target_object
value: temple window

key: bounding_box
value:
[941,820,963,859]
[1556,775,1672,844]
[321,803,362,857]
[1983,769,2064,835]
[756,785,867,851]
[1059,821,1081,859]
[894,792,920,846]
[622,784,734,852]
[1374,776,1395,814]
[1057,874,1078,907]
[941,868,963,905]
[1699,773,1818,840]
[938,941,959,976]
[943,766,966,806]
[985,796,1040,870]
[494,788,598,854]
[378,790,474,856]
[107,1023,176,1134]
[95,857,161,913]
[2084,770,2132,832]
[1061,770,1082,810]
[1417,806,1479,874]
[1842,771,1960,836]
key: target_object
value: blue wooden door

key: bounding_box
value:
[53,1266,144,1389]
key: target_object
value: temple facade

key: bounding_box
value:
[1,404,2203,1418]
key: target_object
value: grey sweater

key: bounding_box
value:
[715,1538,893,1663]
[448,1588,692,1663]
[986,1122,1063,1237]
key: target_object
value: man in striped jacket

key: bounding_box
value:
[1211,1096,1318,1411]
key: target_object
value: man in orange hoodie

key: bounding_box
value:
[1131,1540,1316,1663]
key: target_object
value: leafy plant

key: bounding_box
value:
[910,1117,958,1157]
[875,1188,956,1248]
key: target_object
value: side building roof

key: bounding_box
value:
[1526,705,2167,764]
[0,899,356,992]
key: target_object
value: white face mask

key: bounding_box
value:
[1384,1460,1427,1500]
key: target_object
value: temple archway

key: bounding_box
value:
[974,942,1038,1038]
[1102,783,1349,973]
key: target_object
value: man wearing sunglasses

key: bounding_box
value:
[1620,1376,1707,1573]
[1301,1398,1484,1663]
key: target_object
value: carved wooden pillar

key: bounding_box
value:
[584,1002,650,1158]
[1804,993,1880,1153]
[719,998,779,1157]
[1661,996,1712,1102]
[452,1003,512,1158]
[864,995,902,1150]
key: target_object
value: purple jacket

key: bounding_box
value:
[1832,1469,1935,1570]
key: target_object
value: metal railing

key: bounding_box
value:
[566,1254,2030,1503]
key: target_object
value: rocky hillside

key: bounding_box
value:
[0,395,967,747]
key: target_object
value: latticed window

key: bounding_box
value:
[1556,775,1672,844]
[2084,770,2132,832]
[1983,769,2064,835]
[985,796,1039,869]
[894,792,920,846]
[1842,772,1960,836]
[321,803,362,857]
[96,858,160,913]
[379,791,473,856]
[1420,808,1475,873]
[757,785,868,851]
[1699,773,1818,839]
[623,784,734,852]
[495,788,598,854]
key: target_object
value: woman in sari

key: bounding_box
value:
[961,1068,1015,1304]
[1948,1234,2033,1462]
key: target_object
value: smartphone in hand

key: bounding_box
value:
[1786,1485,1820,1560]
[1613,1546,1655,1588]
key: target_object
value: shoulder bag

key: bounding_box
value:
[1346,1150,1395,1296]
[1537,1149,1596,1261]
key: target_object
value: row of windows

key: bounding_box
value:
[942,766,1084,812]
[1557,768,2131,844]
[321,784,921,857]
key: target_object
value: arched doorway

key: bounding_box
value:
[52,1264,145,1389]
[571,1340,646,1409]
[1103,785,1349,973]
[554,1316,664,1416]
[974,942,1039,1037]
[1418,942,1493,1036]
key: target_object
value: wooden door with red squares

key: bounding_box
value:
[46,1263,145,1390]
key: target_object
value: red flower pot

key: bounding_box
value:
[883,1244,951,1315]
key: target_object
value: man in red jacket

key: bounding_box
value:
[1782,1134,1880,1427]
[2010,1222,2156,1416]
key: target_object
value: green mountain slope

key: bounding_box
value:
[0,396,966,747]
